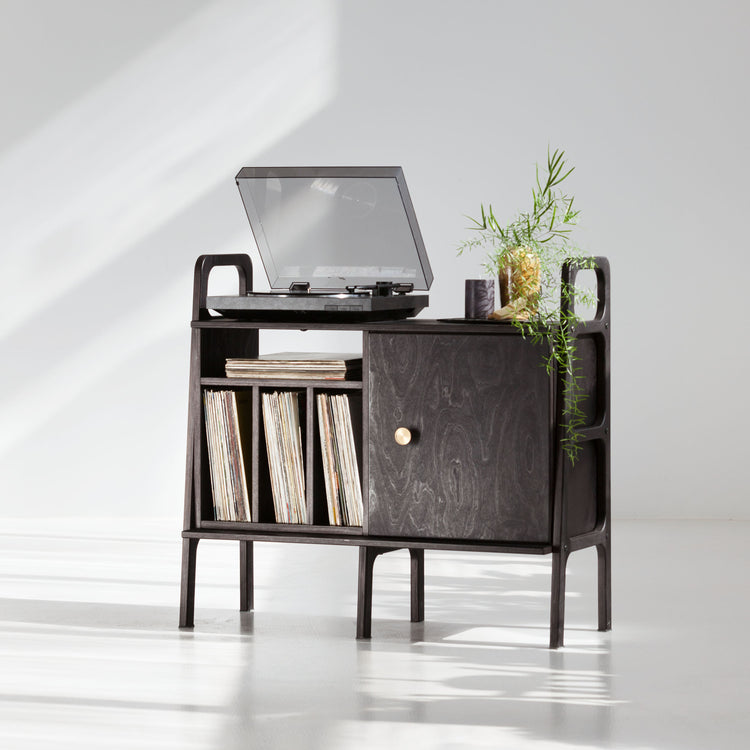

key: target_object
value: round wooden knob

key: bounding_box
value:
[394,427,412,446]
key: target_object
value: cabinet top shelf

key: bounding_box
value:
[191,317,535,335]
[201,376,363,389]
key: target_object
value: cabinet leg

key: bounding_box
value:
[549,548,568,649]
[409,549,424,622]
[240,540,254,612]
[356,547,378,639]
[179,538,199,628]
[597,539,612,631]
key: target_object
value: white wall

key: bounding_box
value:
[1,0,747,519]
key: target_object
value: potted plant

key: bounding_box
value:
[457,148,598,463]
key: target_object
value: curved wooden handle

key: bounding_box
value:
[561,256,610,323]
[192,254,253,320]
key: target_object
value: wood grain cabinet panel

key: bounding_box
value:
[367,333,553,542]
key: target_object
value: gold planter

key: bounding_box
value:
[493,247,541,320]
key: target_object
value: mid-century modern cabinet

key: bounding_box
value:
[180,254,611,648]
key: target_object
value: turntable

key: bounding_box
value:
[207,167,433,322]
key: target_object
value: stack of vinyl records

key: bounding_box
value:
[203,390,251,522]
[316,393,363,526]
[261,391,306,524]
[226,352,362,380]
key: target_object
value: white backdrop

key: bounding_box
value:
[1,0,747,519]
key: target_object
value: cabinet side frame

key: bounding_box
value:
[180,254,254,628]
[550,256,611,648]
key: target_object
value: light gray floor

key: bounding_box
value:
[1,519,748,749]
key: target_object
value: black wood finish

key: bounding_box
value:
[192,318,546,334]
[240,540,253,611]
[549,257,611,647]
[356,547,379,638]
[180,253,611,649]
[184,328,202,529]
[183,363,197,532]
[564,442,598,536]
[185,256,255,623]
[251,386,261,523]
[597,540,611,631]
[549,547,568,649]
[356,546,399,638]
[185,528,550,553]
[201,377,362,390]
[179,538,199,628]
[304,386,316,524]
[356,547,425,638]
[192,254,252,321]
[409,549,425,622]
[200,329,259,378]
[201,521,363,536]
[367,333,552,542]
[255,388,275,524]
[187,256,258,529]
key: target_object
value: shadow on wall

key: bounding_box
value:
[0,0,338,516]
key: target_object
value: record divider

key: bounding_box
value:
[305,386,315,524]
[250,385,260,524]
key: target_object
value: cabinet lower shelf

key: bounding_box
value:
[199,520,363,536]
[184,528,552,554]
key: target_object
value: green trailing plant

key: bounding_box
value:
[457,148,597,464]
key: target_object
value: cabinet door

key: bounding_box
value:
[367,333,552,542]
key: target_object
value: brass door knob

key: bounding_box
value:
[394,427,412,446]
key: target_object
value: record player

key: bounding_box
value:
[207,166,433,322]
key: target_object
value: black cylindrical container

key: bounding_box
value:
[464,279,495,319]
